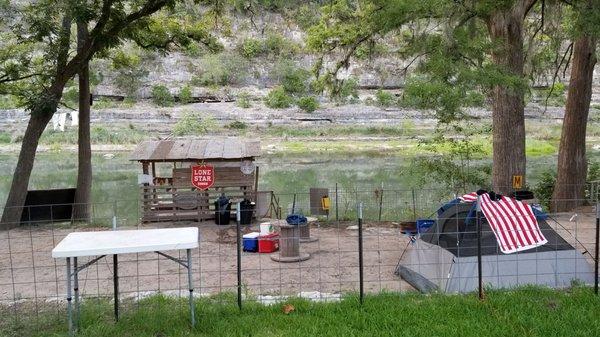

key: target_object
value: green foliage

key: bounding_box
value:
[39,125,146,145]
[538,82,567,107]
[336,78,360,103]
[236,92,252,108]
[178,85,193,104]
[4,287,600,337]
[294,4,321,30]
[265,86,294,109]
[0,95,20,109]
[193,52,248,86]
[238,37,264,58]
[297,96,319,113]
[227,121,248,130]
[111,49,148,98]
[237,32,299,59]
[533,169,556,211]
[173,112,217,136]
[151,85,174,107]
[0,131,11,143]
[375,89,395,107]
[272,61,311,95]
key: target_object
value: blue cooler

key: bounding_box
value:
[243,232,260,252]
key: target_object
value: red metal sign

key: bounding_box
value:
[191,165,214,190]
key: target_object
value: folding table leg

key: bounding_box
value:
[113,254,119,322]
[74,257,80,329]
[66,257,73,335]
[187,249,196,327]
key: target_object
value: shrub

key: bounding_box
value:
[194,53,248,86]
[237,92,252,108]
[272,61,310,95]
[111,49,148,98]
[297,96,319,113]
[178,85,193,104]
[533,169,556,210]
[227,121,248,130]
[264,31,298,57]
[0,95,20,109]
[151,85,174,107]
[337,77,359,103]
[238,38,264,58]
[0,131,11,143]
[173,112,217,136]
[265,86,294,109]
[375,89,396,107]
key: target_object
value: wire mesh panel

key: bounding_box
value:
[0,189,598,333]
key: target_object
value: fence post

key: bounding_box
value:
[358,202,364,305]
[335,183,339,222]
[112,201,117,230]
[378,182,383,222]
[236,202,242,310]
[595,202,599,295]
[411,188,417,220]
[476,195,484,300]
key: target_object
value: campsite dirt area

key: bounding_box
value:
[0,221,415,304]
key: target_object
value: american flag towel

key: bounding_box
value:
[459,192,547,254]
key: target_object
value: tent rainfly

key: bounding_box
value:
[129,138,260,223]
[395,199,594,293]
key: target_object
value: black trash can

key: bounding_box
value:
[214,195,231,225]
[239,199,255,225]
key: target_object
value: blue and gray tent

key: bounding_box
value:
[395,199,595,293]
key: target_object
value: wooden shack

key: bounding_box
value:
[129,138,260,223]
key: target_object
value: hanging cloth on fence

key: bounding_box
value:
[459,191,548,254]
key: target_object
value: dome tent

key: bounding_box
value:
[395,198,594,293]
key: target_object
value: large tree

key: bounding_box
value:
[0,0,190,228]
[551,0,599,212]
[307,0,537,194]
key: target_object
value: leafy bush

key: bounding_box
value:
[272,61,311,95]
[227,121,248,130]
[237,92,252,108]
[178,85,193,104]
[264,31,299,57]
[194,53,248,86]
[336,77,359,103]
[533,169,556,210]
[265,86,294,109]
[111,49,148,98]
[238,38,264,58]
[294,4,320,30]
[375,89,396,107]
[297,96,319,113]
[0,131,11,143]
[151,85,174,107]
[173,112,217,136]
[0,95,20,109]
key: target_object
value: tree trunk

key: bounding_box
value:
[0,114,53,228]
[551,36,597,212]
[73,21,92,222]
[487,2,531,195]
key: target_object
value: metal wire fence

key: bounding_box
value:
[0,187,598,334]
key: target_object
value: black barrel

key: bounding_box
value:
[215,195,231,225]
[239,199,255,225]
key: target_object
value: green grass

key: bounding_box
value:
[39,125,147,145]
[2,287,600,337]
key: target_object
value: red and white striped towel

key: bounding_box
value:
[459,192,547,254]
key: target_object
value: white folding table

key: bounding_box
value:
[52,227,199,334]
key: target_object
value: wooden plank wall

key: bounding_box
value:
[140,166,256,223]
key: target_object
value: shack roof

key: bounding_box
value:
[129,138,261,161]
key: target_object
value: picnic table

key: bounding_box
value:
[52,227,198,335]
